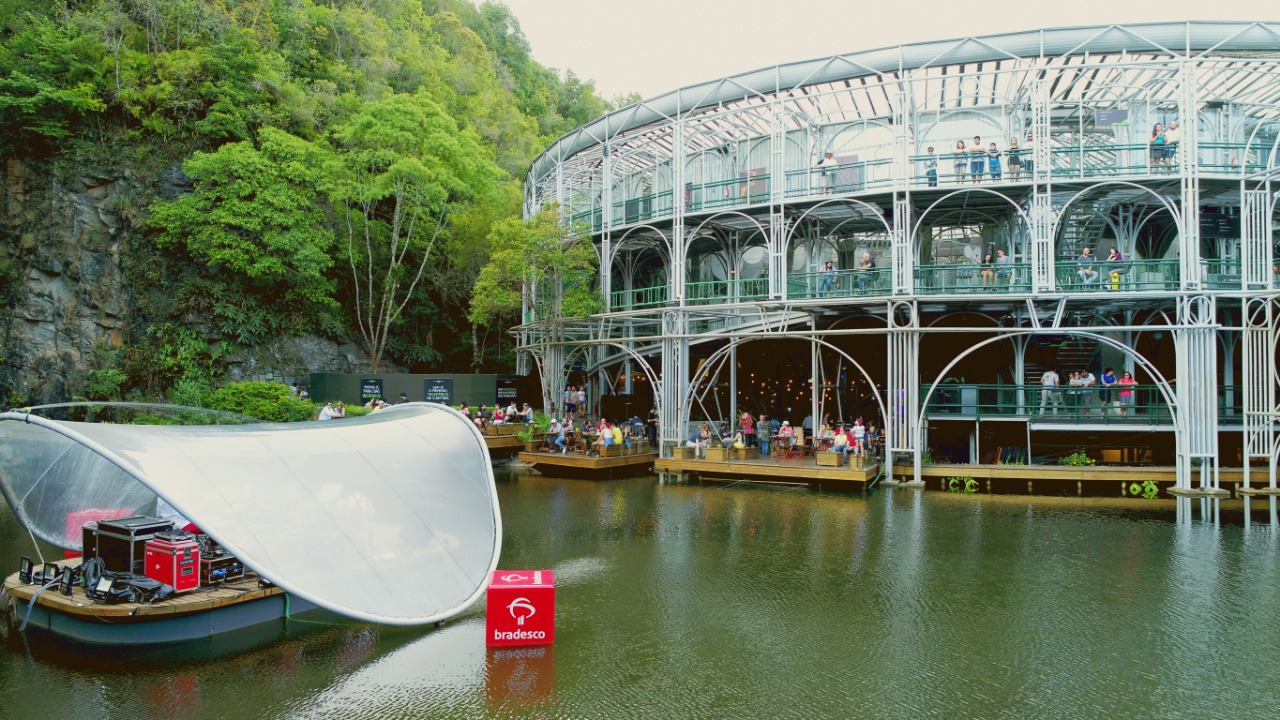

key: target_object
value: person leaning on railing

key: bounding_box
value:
[924,147,938,187]
[857,253,877,291]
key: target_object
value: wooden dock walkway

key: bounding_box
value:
[654,455,881,491]
[518,450,659,480]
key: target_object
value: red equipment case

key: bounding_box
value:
[144,533,200,593]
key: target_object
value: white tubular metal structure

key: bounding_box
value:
[516,22,1280,490]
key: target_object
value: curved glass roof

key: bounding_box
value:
[0,403,501,626]
[529,21,1280,184]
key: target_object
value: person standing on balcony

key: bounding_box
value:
[1117,372,1138,415]
[1022,132,1036,177]
[739,410,756,448]
[924,146,938,187]
[818,260,836,297]
[1164,120,1180,167]
[953,140,968,183]
[1007,137,1023,179]
[1150,123,1167,170]
[578,386,587,415]
[970,136,986,183]
[1099,368,1117,413]
[1079,369,1098,415]
[1077,247,1099,286]
[817,152,838,193]
[987,141,1003,180]
[1040,368,1062,415]
[852,418,867,458]
[858,253,877,292]
[1067,371,1082,414]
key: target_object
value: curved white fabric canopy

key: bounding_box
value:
[0,403,501,626]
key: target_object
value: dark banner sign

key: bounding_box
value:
[1199,214,1240,239]
[496,376,519,405]
[424,378,454,405]
[360,378,383,402]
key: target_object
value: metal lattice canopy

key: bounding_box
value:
[531,21,1280,192]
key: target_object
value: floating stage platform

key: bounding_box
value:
[518,450,659,480]
[654,455,882,491]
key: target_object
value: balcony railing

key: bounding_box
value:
[924,383,1244,425]
[915,261,1032,294]
[686,277,770,305]
[1055,258,1180,293]
[610,284,669,310]
[787,267,892,299]
[568,141,1268,231]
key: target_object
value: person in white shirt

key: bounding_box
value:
[1039,369,1061,415]
[1164,120,1181,165]
[851,420,867,458]
[1078,370,1097,415]
[318,402,335,421]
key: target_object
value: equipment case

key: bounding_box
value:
[144,532,200,592]
[94,516,172,574]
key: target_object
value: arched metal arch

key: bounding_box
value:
[911,187,1034,242]
[785,197,894,244]
[679,335,888,441]
[913,330,1182,480]
[1053,180,1184,242]
[684,212,770,256]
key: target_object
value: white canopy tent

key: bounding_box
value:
[0,403,501,626]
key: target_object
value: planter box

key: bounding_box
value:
[734,447,760,461]
[523,440,542,453]
[816,452,845,467]
[706,447,732,461]
[599,444,619,457]
[671,447,695,460]
[636,440,651,454]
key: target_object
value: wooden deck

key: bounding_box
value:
[888,463,1264,497]
[4,558,278,620]
[484,433,524,454]
[655,455,881,491]
[518,451,659,480]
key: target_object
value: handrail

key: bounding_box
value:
[923,383,1244,425]
[915,261,1032,294]
[1055,258,1179,293]
[609,284,669,310]
[577,139,1266,229]
[787,267,892,299]
[686,277,769,305]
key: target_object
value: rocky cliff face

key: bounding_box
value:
[1,158,138,405]
[0,159,381,405]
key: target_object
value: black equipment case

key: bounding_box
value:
[93,516,172,574]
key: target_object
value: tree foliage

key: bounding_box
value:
[0,0,616,396]
[470,209,601,327]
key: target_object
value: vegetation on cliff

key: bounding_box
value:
[0,0,607,404]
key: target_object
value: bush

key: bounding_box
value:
[207,381,315,422]
[342,405,372,417]
[1058,449,1096,467]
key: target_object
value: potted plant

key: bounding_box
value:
[517,413,553,452]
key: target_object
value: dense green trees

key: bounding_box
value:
[0,0,611,398]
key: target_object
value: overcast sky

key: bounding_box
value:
[494,1,1274,100]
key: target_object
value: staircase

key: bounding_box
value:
[1025,334,1101,383]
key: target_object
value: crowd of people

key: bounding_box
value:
[1039,367,1139,415]
[684,410,882,462]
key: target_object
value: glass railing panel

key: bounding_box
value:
[787,268,893,299]
[915,262,1031,295]
[685,276,770,305]
[1055,258,1178,292]
[923,383,1245,425]
[686,176,771,212]
[1201,258,1242,290]
[609,284,669,311]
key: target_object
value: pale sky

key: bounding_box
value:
[494,1,1275,100]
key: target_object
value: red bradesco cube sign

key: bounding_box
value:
[485,570,555,647]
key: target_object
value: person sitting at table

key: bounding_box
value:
[492,406,505,424]
[832,424,853,462]
[612,422,624,450]
[333,401,346,418]
[778,420,794,447]
[549,417,567,453]
[686,423,711,458]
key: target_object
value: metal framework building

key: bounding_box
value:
[517,22,1280,493]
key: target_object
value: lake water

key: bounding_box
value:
[3,472,1280,719]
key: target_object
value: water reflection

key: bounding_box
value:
[4,473,1280,718]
